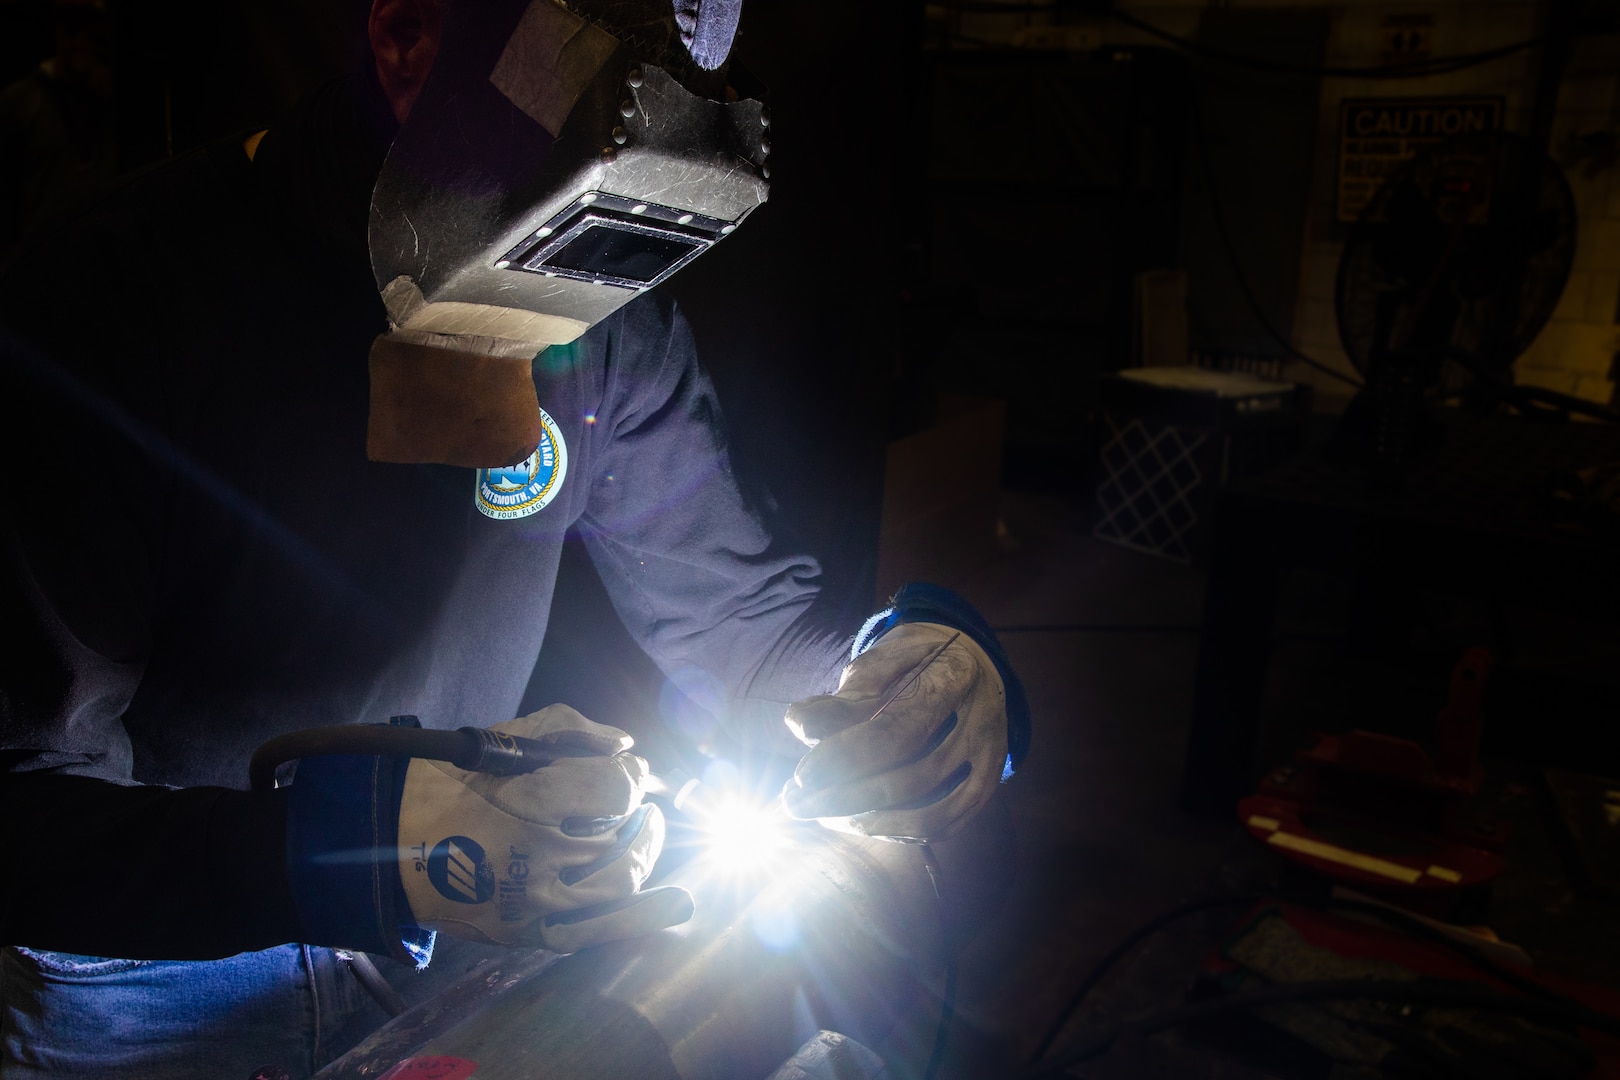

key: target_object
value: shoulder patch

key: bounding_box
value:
[474,406,569,520]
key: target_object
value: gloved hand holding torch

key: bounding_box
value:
[781,585,1031,841]
[394,706,693,954]
[281,705,693,965]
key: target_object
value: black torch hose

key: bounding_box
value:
[921,842,956,1080]
[248,722,595,791]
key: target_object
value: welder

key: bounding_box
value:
[0,1,1030,1077]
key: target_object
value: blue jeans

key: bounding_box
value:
[0,945,385,1080]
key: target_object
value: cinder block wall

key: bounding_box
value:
[1516,31,1620,406]
[1285,1,1541,406]
[1234,1,1619,410]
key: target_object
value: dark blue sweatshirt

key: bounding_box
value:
[0,81,852,958]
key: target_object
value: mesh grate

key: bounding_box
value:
[1094,415,1208,562]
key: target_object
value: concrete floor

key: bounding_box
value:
[872,488,1620,1080]
[872,490,1276,1080]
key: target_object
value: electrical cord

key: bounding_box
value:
[927,3,1543,80]
[1027,894,1263,1064]
[929,956,959,1080]
[250,726,458,790]
[1105,9,1542,80]
[1189,103,1365,391]
[921,843,957,1080]
[1026,893,1620,1077]
[1026,977,1620,1077]
[344,952,409,1018]
[992,624,1202,634]
[248,720,600,791]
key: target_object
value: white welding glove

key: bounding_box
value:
[781,622,1008,841]
[396,705,693,953]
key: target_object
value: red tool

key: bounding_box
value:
[1239,648,1506,912]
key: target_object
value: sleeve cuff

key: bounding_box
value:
[854,582,1032,779]
[284,752,435,968]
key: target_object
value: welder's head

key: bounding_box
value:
[369,0,743,118]
[360,0,766,467]
[368,0,447,124]
[50,0,112,84]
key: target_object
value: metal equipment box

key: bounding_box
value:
[1093,367,1311,563]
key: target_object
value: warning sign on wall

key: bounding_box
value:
[1337,97,1503,222]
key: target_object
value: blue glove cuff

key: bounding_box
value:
[285,747,435,968]
[853,582,1032,780]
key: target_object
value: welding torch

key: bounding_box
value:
[251,717,758,836]
[248,720,607,792]
[251,716,737,834]
[252,630,965,826]
[644,629,965,828]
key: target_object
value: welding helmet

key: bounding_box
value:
[365,0,768,465]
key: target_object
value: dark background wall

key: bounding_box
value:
[0,0,1326,739]
[0,0,1358,532]
[1179,9,1327,363]
[15,1,1595,745]
[917,44,1189,489]
[0,0,365,165]
[0,0,905,743]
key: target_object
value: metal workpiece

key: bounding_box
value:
[316,827,959,1080]
[765,1031,888,1080]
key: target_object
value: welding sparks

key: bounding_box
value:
[650,766,804,889]
[696,792,792,876]
[647,766,816,951]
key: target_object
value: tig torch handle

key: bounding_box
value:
[645,769,706,812]
[248,723,601,790]
[451,726,597,774]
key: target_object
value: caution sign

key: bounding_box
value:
[1337,97,1502,222]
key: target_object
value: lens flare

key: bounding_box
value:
[651,764,811,895]
[692,791,793,877]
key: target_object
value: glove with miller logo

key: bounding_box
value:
[396,706,693,954]
[286,705,692,965]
